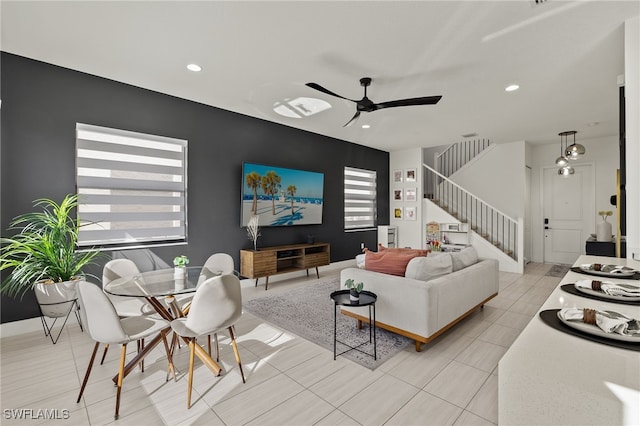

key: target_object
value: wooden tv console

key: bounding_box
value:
[240,242,330,290]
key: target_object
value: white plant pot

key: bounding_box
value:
[174,267,186,280]
[596,220,612,242]
[34,279,79,318]
[174,278,185,291]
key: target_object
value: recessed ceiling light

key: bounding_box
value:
[187,64,202,72]
[362,124,371,129]
[505,84,520,92]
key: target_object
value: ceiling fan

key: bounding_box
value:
[305,77,442,127]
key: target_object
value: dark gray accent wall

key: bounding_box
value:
[0,52,389,323]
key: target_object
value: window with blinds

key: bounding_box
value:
[76,123,187,249]
[344,166,377,230]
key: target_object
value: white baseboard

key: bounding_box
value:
[1,315,80,338]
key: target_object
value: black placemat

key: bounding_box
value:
[560,284,640,306]
[570,266,640,280]
[539,309,640,351]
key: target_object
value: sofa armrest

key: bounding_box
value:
[427,258,498,329]
[339,268,439,339]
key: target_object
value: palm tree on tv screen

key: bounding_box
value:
[261,171,281,215]
[246,171,261,215]
[287,185,297,215]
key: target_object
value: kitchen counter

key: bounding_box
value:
[499,255,640,425]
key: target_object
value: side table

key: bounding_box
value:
[330,290,377,360]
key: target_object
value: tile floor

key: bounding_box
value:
[0,262,562,425]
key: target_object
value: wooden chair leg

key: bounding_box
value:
[161,330,177,382]
[139,338,145,372]
[214,333,220,362]
[77,342,100,403]
[100,343,110,365]
[115,343,127,420]
[187,338,196,409]
[207,335,212,357]
[229,326,245,383]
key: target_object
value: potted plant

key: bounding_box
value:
[344,278,364,302]
[173,255,189,282]
[0,194,100,342]
[596,210,613,242]
[246,215,260,250]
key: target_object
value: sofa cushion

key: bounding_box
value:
[364,250,423,276]
[377,243,429,257]
[449,247,478,271]
[405,254,453,281]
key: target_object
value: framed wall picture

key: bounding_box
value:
[406,168,416,182]
[405,187,417,202]
[393,189,403,201]
[405,206,417,220]
[394,207,403,219]
[393,169,403,183]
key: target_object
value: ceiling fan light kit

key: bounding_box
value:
[556,130,584,176]
[305,77,442,127]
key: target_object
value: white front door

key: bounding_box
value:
[543,165,594,264]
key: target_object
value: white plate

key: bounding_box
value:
[579,264,638,278]
[574,283,640,302]
[557,311,640,343]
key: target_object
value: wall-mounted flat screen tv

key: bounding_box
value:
[241,162,324,227]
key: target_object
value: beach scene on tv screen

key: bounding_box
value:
[242,163,324,227]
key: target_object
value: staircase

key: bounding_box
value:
[436,139,491,178]
[424,163,520,263]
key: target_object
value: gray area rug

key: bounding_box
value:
[546,264,571,277]
[243,276,411,369]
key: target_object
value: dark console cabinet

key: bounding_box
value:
[585,237,626,258]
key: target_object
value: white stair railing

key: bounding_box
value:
[424,163,519,260]
[436,139,491,178]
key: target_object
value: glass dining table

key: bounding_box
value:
[104,266,224,381]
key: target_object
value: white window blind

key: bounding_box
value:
[344,166,377,230]
[76,123,187,249]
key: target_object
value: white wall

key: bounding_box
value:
[450,141,526,219]
[529,136,619,263]
[389,148,424,249]
[625,17,639,260]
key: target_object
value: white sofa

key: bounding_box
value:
[340,248,499,351]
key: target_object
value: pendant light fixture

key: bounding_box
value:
[562,130,585,160]
[558,165,575,176]
[556,130,581,177]
[555,132,570,167]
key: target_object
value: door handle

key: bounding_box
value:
[545,226,551,230]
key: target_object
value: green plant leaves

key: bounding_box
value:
[0,194,101,299]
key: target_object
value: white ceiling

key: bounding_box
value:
[1,1,638,152]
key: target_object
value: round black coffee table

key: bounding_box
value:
[330,290,377,360]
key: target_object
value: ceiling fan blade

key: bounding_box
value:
[374,95,442,110]
[343,111,360,127]
[306,82,356,102]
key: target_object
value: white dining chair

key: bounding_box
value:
[179,253,236,357]
[198,253,235,285]
[170,274,246,408]
[75,281,174,420]
[176,253,235,311]
[100,258,155,365]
